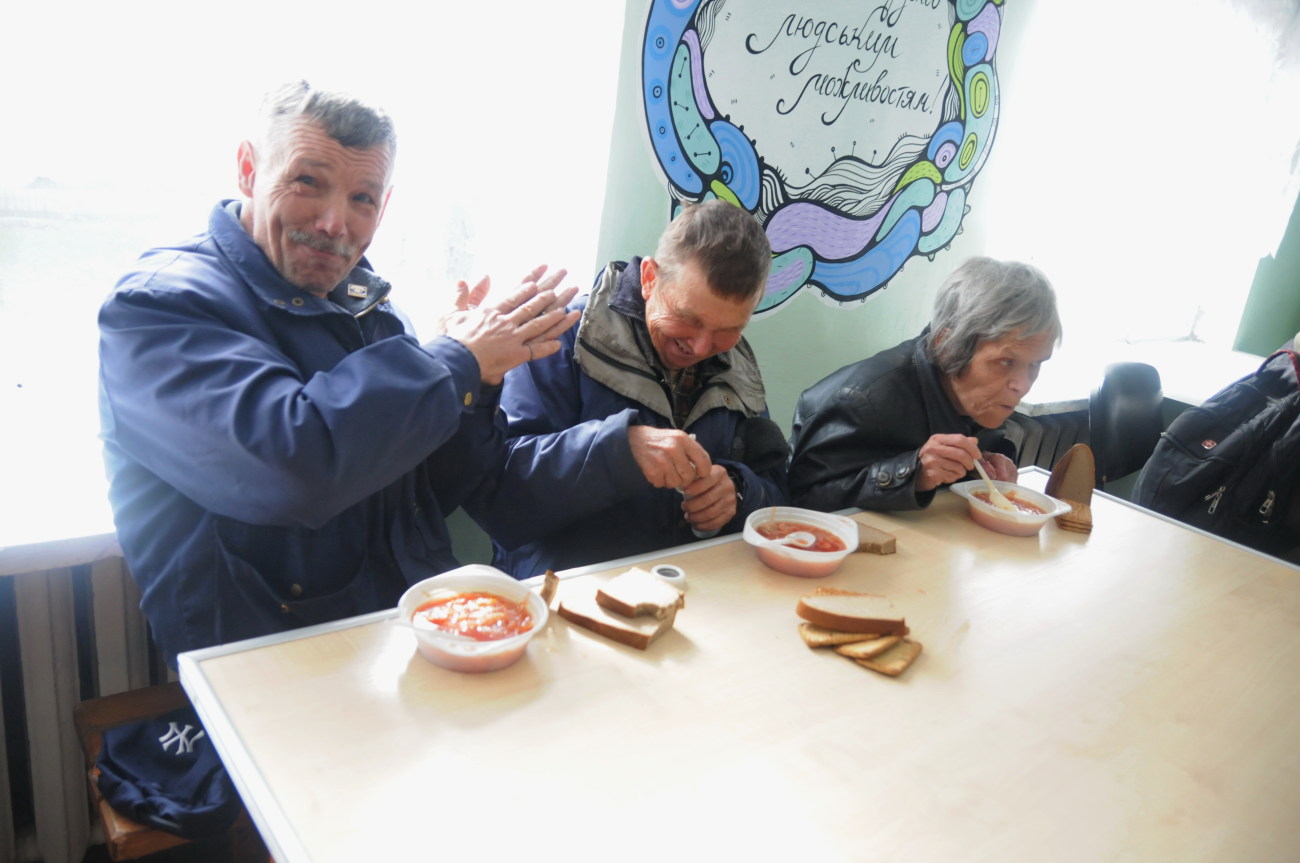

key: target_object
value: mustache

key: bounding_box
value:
[288,230,355,258]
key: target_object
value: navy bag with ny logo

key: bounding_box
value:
[95,705,242,838]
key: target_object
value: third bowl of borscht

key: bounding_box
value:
[949,480,1072,537]
[743,507,858,577]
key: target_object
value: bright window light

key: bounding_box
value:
[0,1,621,536]
[983,0,1300,349]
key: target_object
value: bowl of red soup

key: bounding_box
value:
[743,507,858,577]
[398,565,548,672]
[949,480,1073,537]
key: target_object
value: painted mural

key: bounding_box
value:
[641,0,1002,313]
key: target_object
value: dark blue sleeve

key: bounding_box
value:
[99,285,483,528]
[714,412,790,525]
[467,331,649,550]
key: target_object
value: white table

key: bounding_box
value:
[179,473,1300,863]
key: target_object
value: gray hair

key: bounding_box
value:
[654,200,772,302]
[258,80,396,166]
[927,257,1061,377]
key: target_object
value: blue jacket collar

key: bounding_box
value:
[609,257,647,321]
[210,200,392,317]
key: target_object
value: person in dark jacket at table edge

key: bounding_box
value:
[787,257,1060,513]
[484,199,790,578]
[97,80,580,665]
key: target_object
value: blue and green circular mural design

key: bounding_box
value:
[642,0,1003,313]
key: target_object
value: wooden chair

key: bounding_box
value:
[73,682,270,861]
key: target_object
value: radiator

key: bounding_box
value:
[1007,409,1091,470]
[1,557,164,863]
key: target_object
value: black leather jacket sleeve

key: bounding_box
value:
[787,360,936,512]
[787,333,1011,513]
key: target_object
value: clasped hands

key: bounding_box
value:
[628,426,737,533]
[915,433,1017,492]
[440,264,581,385]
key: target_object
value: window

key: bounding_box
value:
[982,0,1300,349]
[0,2,621,536]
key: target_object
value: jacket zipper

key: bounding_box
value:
[1259,489,1276,521]
[354,296,390,319]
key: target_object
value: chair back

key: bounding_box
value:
[1088,362,1164,487]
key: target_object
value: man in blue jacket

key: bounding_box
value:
[487,200,789,578]
[97,81,578,665]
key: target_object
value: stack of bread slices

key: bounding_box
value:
[557,566,685,650]
[1045,443,1096,534]
[796,587,921,676]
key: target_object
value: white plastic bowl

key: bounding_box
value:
[397,565,547,672]
[949,480,1073,537]
[743,506,858,577]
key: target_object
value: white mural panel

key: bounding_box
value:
[641,0,1003,313]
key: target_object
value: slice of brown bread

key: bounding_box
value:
[558,590,675,650]
[833,635,902,659]
[1046,443,1095,506]
[854,522,897,555]
[1057,500,1094,533]
[797,623,881,648]
[539,570,560,607]
[595,566,685,619]
[855,639,923,676]
[796,593,907,635]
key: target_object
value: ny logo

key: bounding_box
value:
[158,722,206,755]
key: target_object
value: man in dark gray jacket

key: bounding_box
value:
[487,201,789,577]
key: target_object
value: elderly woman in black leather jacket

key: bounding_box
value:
[787,257,1060,512]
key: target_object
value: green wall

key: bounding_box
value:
[453,0,1037,564]
[454,0,1292,563]
[594,0,1041,436]
[1235,191,1300,355]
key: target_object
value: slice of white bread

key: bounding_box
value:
[795,591,907,636]
[595,566,685,620]
[558,590,675,650]
[797,623,883,648]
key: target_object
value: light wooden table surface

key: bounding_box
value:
[179,475,1300,863]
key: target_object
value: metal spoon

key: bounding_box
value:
[973,460,1018,512]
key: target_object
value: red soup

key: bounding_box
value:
[755,520,847,552]
[972,490,1046,515]
[413,591,534,641]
